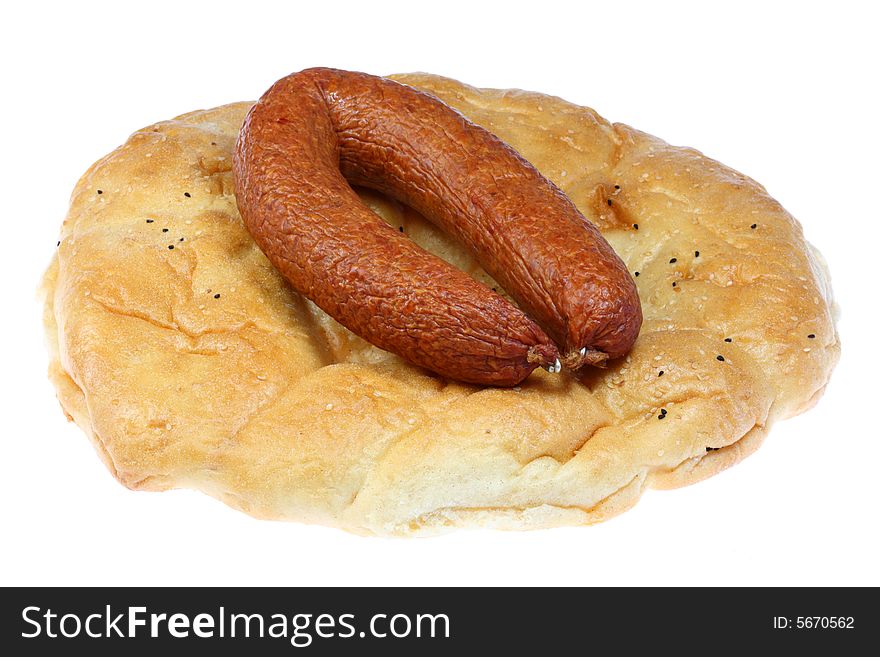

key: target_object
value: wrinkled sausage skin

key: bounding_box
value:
[234,68,641,385]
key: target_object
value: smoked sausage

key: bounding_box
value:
[233,68,641,385]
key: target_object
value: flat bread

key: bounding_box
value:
[41,74,839,535]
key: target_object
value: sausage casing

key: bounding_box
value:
[233,68,641,384]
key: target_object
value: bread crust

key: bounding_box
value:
[41,75,839,535]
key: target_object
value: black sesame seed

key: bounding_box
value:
[672,282,677,287]
[56,240,61,247]
[211,142,217,146]
[492,287,498,292]
[658,370,664,377]
[97,189,103,194]
[184,192,191,198]
[706,446,720,452]
[695,250,700,257]
[658,414,666,420]
[179,237,184,242]
[716,355,725,362]
[633,223,639,230]
[214,293,221,299]
[634,271,640,277]
[660,408,667,414]
[168,245,174,250]
[669,257,677,263]
[398,226,404,232]
[162,228,169,233]
[724,337,732,343]
[146,219,154,223]
[807,333,816,339]
[607,199,613,206]
[750,223,757,229]
[614,184,620,190]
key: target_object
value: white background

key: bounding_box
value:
[2,0,877,586]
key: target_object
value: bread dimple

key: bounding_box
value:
[41,78,839,535]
